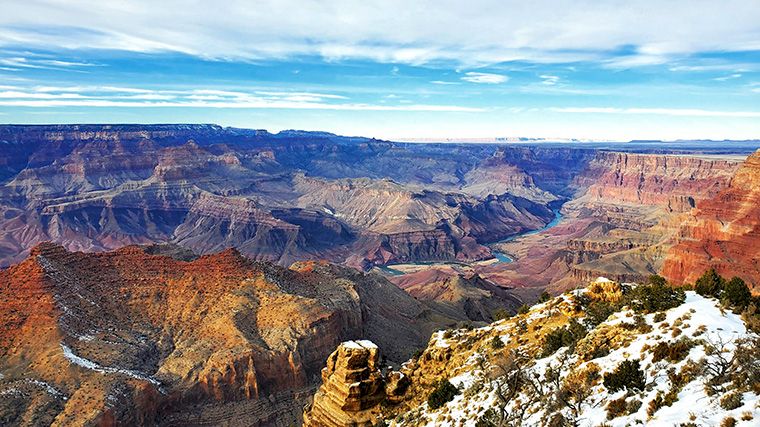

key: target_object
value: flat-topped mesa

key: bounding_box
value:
[303,340,386,427]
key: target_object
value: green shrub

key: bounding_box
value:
[427,380,459,410]
[722,277,751,309]
[603,359,646,393]
[719,391,743,410]
[490,336,504,349]
[540,319,587,357]
[626,279,685,313]
[539,291,551,303]
[720,417,737,427]
[695,268,725,298]
[653,312,667,323]
[492,307,513,321]
[517,304,530,315]
[586,301,617,327]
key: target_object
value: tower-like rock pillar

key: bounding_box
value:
[303,340,386,427]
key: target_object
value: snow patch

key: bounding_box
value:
[60,343,162,387]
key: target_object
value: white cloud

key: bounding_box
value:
[0,85,483,112]
[1,1,759,67]
[714,73,742,81]
[430,80,460,85]
[549,106,760,118]
[461,72,508,84]
[540,75,559,85]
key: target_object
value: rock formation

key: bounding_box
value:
[662,149,760,291]
[303,340,388,427]
[391,268,522,322]
[0,244,459,425]
[0,124,558,269]
[476,150,743,293]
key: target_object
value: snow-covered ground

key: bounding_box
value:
[399,291,759,427]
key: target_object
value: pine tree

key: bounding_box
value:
[695,268,724,298]
[722,276,751,308]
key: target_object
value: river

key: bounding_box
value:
[490,208,564,263]
[377,207,564,275]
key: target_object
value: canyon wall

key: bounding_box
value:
[662,149,760,291]
[0,125,563,269]
[0,244,462,425]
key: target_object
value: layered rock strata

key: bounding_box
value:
[303,340,387,427]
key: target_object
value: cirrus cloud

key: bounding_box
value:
[461,72,508,84]
[1,1,759,67]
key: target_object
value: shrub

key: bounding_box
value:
[606,396,627,419]
[517,304,530,315]
[719,391,743,410]
[722,277,751,309]
[720,417,737,427]
[603,359,646,393]
[539,291,551,303]
[741,303,760,333]
[492,307,512,321]
[695,268,725,298]
[626,279,685,313]
[547,413,568,427]
[647,391,664,417]
[585,301,617,327]
[442,329,454,339]
[490,336,504,350]
[540,319,587,357]
[647,274,668,287]
[653,312,667,323]
[651,338,695,363]
[626,398,642,414]
[427,380,459,410]
[475,409,499,427]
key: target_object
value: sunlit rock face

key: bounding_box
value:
[303,340,387,427]
[0,244,453,426]
[663,149,760,291]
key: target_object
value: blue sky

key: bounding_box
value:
[1,1,760,140]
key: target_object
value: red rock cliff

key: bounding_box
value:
[662,150,760,291]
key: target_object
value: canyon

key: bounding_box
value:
[1,125,755,293]
[1,124,759,426]
[0,243,470,426]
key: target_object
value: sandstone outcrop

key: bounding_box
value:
[662,149,760,291]
[0,244,458,425]
[303,340,387,427]
[477,151,743,294]
[572,151,739,211]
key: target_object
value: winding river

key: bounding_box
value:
[491,208,564,263]
[378,207,564,275]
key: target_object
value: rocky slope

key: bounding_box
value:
[479,151,744,293]
[662,149,760,292]
[306,278,760,426]
[0,125,561,269]
[0,244,470,426]
[391,269,523,322]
